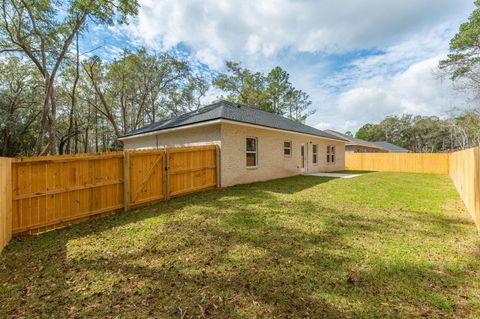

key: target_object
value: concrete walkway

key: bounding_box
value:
[304,172,361,179]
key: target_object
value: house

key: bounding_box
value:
[324,130,386,153]
[120,101,347,187]
[371,141,409,153]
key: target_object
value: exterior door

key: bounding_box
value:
[301,144,308,173]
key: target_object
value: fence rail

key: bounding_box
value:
[345,153,450,174]
[6,145,219,236]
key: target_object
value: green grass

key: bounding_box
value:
[1,172,479,318]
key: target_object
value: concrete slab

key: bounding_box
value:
[303,172,361,179]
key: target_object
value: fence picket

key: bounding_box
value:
[4,145,217,236]
[345,153,450,174]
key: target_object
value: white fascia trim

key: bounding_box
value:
[119,118,347,144]
[118,119,222,141]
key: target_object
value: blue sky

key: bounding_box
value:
[82,0,475,133]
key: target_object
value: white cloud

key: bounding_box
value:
[300,24,470,133]
[126,0,471,67]
[119,0,473,133]
[309,53,467,133]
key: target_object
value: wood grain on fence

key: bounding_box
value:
[12,152,125,234]
[128,150,166,208]
[0,158,12,252]
[9,145,219,235]
[168,145,218,197]
[450,147,480,229]
[345,153,450,174]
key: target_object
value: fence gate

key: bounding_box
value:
[124,145,219,210]
[125,150,166,210]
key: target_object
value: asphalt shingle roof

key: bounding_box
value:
[371,141,409,152]
[324,130,385,150]
[122,100,347,142]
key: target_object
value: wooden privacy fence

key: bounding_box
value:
[0,158,12,253]
[345,153,450,174]
[345,149,480,230]
[5,145,219,236]
[1,146,479,254]
[449,147,480,229]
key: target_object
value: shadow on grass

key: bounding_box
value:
[0,175,479,318]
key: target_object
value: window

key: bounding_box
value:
[327,145,336,163]
[246,137,257,167]
[312,144,318,165]
[284,141,292,157]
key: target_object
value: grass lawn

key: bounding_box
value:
[1,172,479,318]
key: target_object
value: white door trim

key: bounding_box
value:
[301,143,308,173]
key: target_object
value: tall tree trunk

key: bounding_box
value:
[95,110,99,152]
[84,128,88,153]
[74,119,79,154]
[2,128,10,156]
[34,79,51,155]
[66,33,80,154]
[46,83,57,155]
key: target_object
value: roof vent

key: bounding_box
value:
[236,104,242,108]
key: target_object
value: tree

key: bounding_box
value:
[266,66,292,114]
[0,0,139,155]
[214,61,269,110]
[440,0,480,97]
[82,49,207,141]
[0,56,42,156]
[214,62,314,122]
[355,123,385,141]
[355,111,479,152]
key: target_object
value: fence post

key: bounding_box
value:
[165,148,170,201]
[123,152,131,212]
[475,147,480,228]
[0,158,12,253]
[216,144,221,188]
[162,149,167,200]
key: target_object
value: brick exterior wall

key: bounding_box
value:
[121,122,346,187]
[220,123,345,187]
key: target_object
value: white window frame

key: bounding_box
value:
[284,141,292,157]
[246,137,258,168]
[327,145,336,164]
[312,144,318,165]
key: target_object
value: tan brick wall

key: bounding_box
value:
[220,123,345,187]
[122,124,221,150]
[122,122,346,187]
